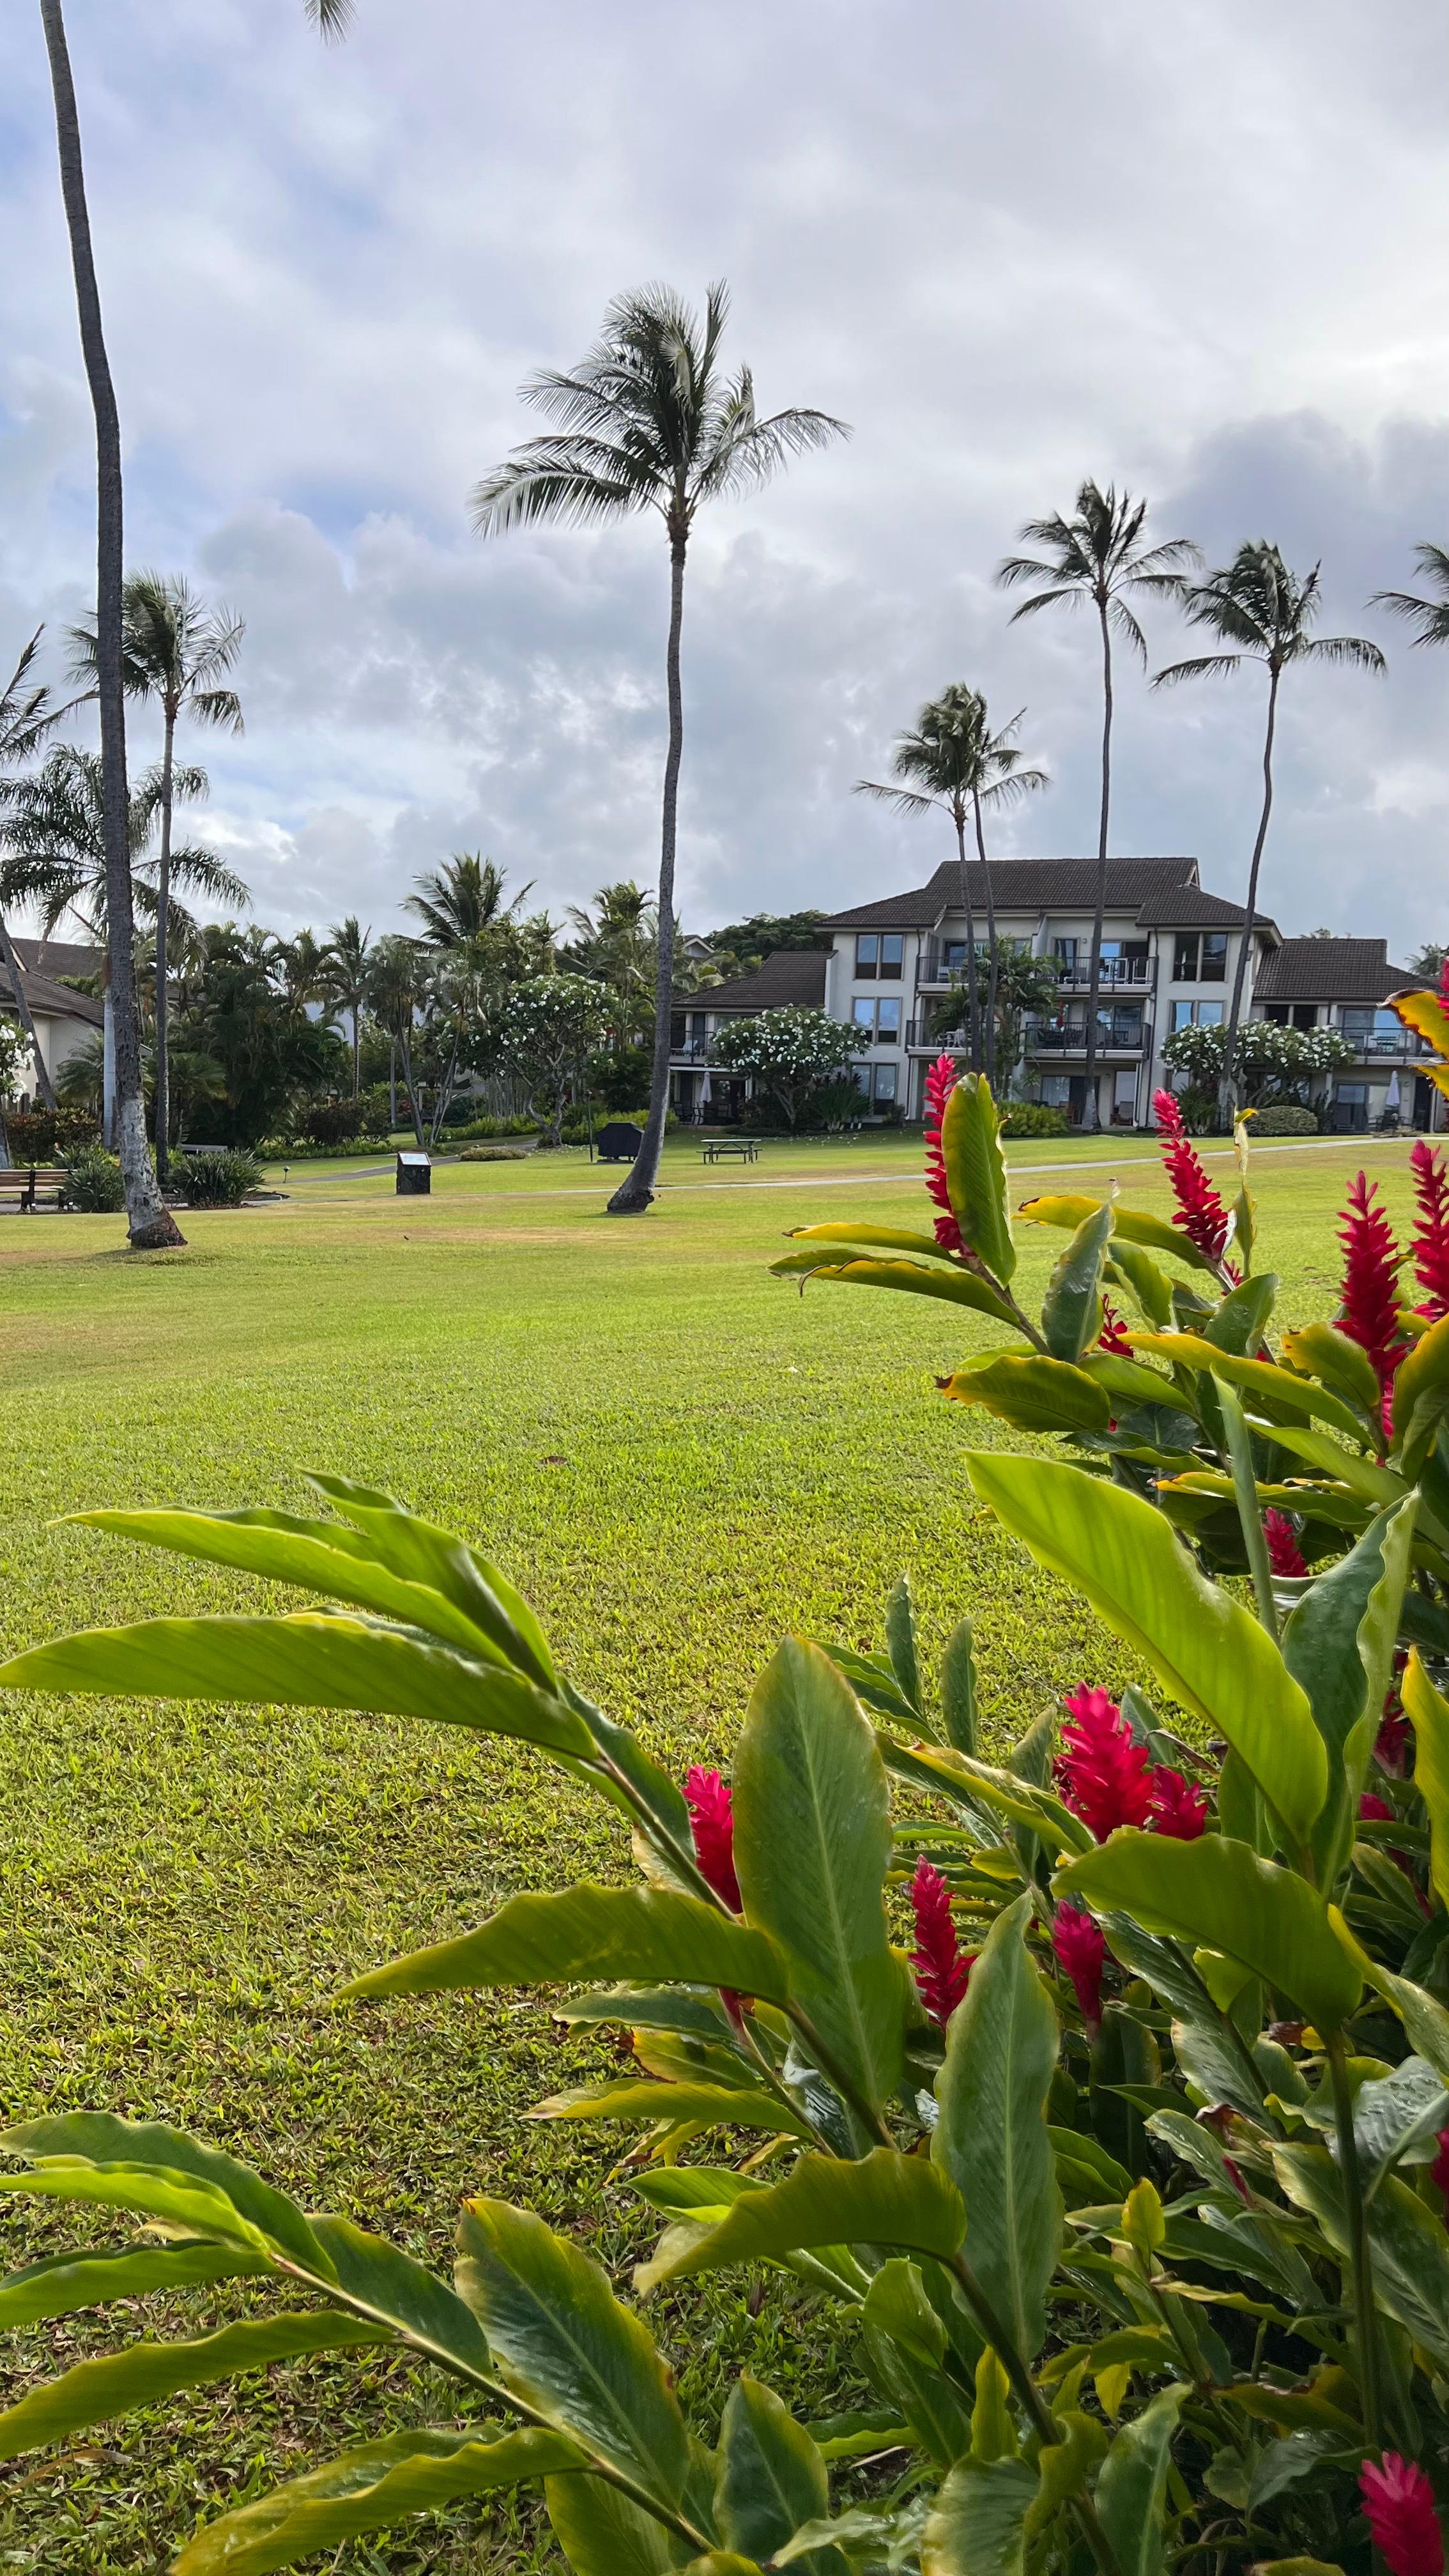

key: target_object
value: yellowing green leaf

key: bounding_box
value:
[942,1074,1015,1281]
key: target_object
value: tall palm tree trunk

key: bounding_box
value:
[39,0,181,1247]
[952,805,981,1071]
[0,916,57,1112]
[1082,602,1113,1135]
[610,528,685,1214]
[1219,668,1278,1127]
[154,706,174,1181]
[351,1006,360,1100]
[972,788,1000,1093]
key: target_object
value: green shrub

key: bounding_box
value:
[174,1147,261,1208]
[458,1144,529,1162]
[1000,1101,1069,1137]
[59,1144,125,1212]
[1250,1104,1319,1136]
[440,1112,537,1140]
[297,1097,366,1147]
[6,1107,98,1162]
[1174,1081,1220,1133]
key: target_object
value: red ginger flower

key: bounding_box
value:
[1152,1088,1233,1265]
[1441,958,1449,1007]
[1338,1170,1409,1435]
[1360,1790,1394,1823]
[1377,1698,1411,1774]
[684,1766,742,1912]
[924,1054,963,1254]
[1410,1140,1449,1324]
[1263,1508,1308,1578]
[1148,1767,1209,1840]
[1053,1905,1107,2038]
[1098,1296,1132,1356]
[1360,2456,1445,2576]
[908,1856,974,2030]
[1432,2129,1449,2200]
[1057,1688,1154,1840]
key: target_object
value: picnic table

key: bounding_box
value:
[701,1138,759,1165]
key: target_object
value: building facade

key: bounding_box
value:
[0,938,104,1107]
[1254,938,1439,1133]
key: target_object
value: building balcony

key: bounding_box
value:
[1055,960,1152,991]
[1029,1017,1151,1058]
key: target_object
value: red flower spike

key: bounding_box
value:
[1360,1790,1395,1823]
[684,1765,742,1912]
[1432,2129,1449,2201]
[1377,1700,1411,1774]
[1053,1904,1107,2039]
[923,1055,963,1254]
[1056,1687,1154,1841]
[1441,958,1449,1008]
[1338,1170,1409,1436]
[1148,1767,1209,1840]
[1263,1508,1308,1579]
[1409,1140,1449,1324]
[1152,1087,1233,1266]
[908,1855,974,2030]
[1098,1296,1132,1356]
[1360,2456,1445,2576]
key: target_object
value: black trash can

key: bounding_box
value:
[597,1122,642,1163]
[396,1150,432,1195]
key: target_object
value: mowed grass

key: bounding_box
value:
[0,1126,1413,2568]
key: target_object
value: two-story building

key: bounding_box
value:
[1254,937,1437,1132]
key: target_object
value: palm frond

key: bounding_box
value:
[164,846,253,908]
[695,404,850,501]
[305,0,354,36]
[470,444,654,537]
[1150,653,1246,689]
[1107,597,1150,666]
[853,779,941,817]
[1369,544,1449,645]
[977,765,1050,810]
[1003,585,1086,621]
[1296,634,1387,674]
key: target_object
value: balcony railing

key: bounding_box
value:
[1055,958,1151,990]
[1030,1015,1151,1056]
[1338,1030,1431,1057]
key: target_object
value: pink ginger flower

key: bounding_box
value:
[923,1054,964,1254]
[1098,1296,1133,1356]
[1338,1171,1409,1439]
[684,1765,742,1912]
[1360,2457,1445,2576]
[1053,1905,1107,2039]
[1409,1140,1449,1324]
[1263,1508,1307,1578]
[1152,1088,1233,1266]
[1147,1767,1209,1840]
[1431,2129,1449,2202]
[908,1856,974,2030]
[1056,1688,1154,1841]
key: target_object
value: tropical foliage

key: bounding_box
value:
[711,1004,869,1130]
[1162,1016,1356,1107]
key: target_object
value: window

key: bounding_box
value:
[1052,936,1078,975]
[875,997,901,1043]
[1341,1007,1374,1038]
[1173,935,1199,982]
[1200,933,1227,981]
[1170,1000,1194,1033]
[1170,999,1223,1033]
[1197,1000,1223,1026]
[1264,1004,1289,1025]
[854,934,879,977]
[855,931,903,979]
[871,1062,898,1103]
[852,997,876,1035]
[1112,1070,1138,1124]
[1039,1074,1071,1107]
[878,934,903,979]
[1291,1004,1317,1031]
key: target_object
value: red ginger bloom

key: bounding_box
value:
[1053,1905,1107,2038]
[1098,1296,1132,1356]
[1147,1767,1209,1840]
[1057,1689,1154,1840]
[924,1054,963,1254]
[1360,1791,1394,1823]
[684,1766,742,1912]
[1338,1170,1409,1434]
[1263,1508,1307,1577]
[908,1856,974,2030]
[1152,1088,1232,1265]
[1432,2129,1449,2201]
[1441,958,1449,1008]
[1409,1140,1449,1323]
[1360,2456,1445,2576]
[1377,1695,1411,1774]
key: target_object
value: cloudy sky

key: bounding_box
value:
[1,0,1446,951]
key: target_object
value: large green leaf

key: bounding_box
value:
[0,1616,592,1756]
[931,1894,1061,2365]
[1042,1206,1115,1365]
[1054,1836,1361,2028]
[1404,1653,1449,1912]
[770,1253,1019,1328]
[940,1355,1112,1436]
[1282,1501,1417,1887]
[732,1640,903,2118]
[942,1073,1015,1281]
[1392,1311,1449,1475]
[305,2213,493,2375]
[309,1473,558,1688]
[530,2080,812,2140]
[861,2258,975,2466]
[1125,1336,1370,1446]
[921,2457,1038,2576]
[1274,2145,1449,2368]
[884,1575,922,1717]
[1280,1324,1382,1419]
[783,1221,970,1266]
[1016,1193,1213,1274]
[716,2377,841,2575]
[1199,1273,1276,1357]
[171,2427,582,2576]
[1331,1918,1449,2089]
[966,1455,1326,1847]
[546,2469,696,2575]
[1094,2384,1187,2576]
[0,2114,333,2275]
[1103,1241,1176,1328]
[344,1885,786,2005]
[635,2150,965,2294]
[1351,2057,1449,2198]
[0,2312,387,2460]
[0,2239,264,2328]
[456,2198,690,2507]
[941,1618,978,1756]
[67,1506,521,1667]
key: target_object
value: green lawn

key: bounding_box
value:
[0,1125,1416,2568]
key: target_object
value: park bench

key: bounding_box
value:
[0,1165,66,1212]
[701,1138,759,1164]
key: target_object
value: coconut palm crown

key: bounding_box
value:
[1372,542,1449,648]
[471,280,848,1213]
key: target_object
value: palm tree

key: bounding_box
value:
[997,482,1199,1131]
[403,854,526,949]
[1,745,248,1147]
[365,937,429,1146]
[471,281,848,1213]
[0,628,79,1110]
[1153,543,1386,1121]
[70,575,243,1181]
[855,687,1048,1088]
[323,916,372,1098]
[1372,544,1449,648]
[36,0,345,1241]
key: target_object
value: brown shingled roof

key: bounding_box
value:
[1254,938,1415,1005]
[820,857,1275,935]
[678,950,828,1013]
